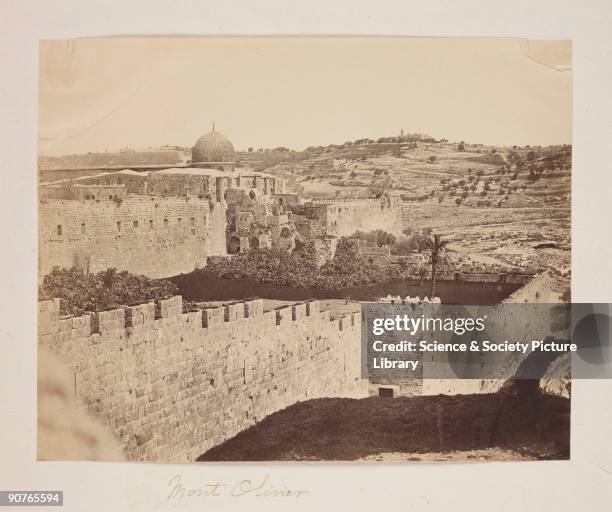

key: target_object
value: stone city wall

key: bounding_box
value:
[51,172,215,198]
[321,202,403,237]
[415,270,534,285]
[500,271,556,303]
[41,184,128,201]
[296,199,404,243]
[39,196,227,280]
[421,272,560,395]
[42,171,281,200]
[308,197,402,207]
[38,297,367,462]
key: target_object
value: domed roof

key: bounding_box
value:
[191,130,235,163]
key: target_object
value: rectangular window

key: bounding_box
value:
[379,387,394,398]
[117,221,121,232]
[164,218,168,228]
[81,222,85,235]
[133,220,138,228]
[149,219,153,229]
[190,217,195,226]
[177,217,182,225]
[57,225,62,236]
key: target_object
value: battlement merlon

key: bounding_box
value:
[37,297,358,343]
[306,197,401,207]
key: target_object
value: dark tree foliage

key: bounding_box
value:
[348,229,396,247]
[390,228,434,255]
[39,266,179,316]
[207,238,399,289]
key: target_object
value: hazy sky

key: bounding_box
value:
[38,37,571,155]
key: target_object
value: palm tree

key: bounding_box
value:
[426,234,448,298]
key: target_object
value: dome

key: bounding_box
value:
[191,130,235,163]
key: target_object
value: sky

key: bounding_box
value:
[38,37,572,155]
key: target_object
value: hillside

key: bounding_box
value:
[38,146,190,170]
[259,140,571,294]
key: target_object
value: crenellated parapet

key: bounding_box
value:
[39,296,352,337]
[306,196,401,207]
[37,296,366,462]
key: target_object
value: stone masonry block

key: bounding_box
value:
[202,307,224,328]
[276,307,292,326]
[306,301,320,317]
[159,296,183,319]
[244,300,264,318]
[292,303,307,321]
[70,316,84,329]
[97,308,127,333]
[126,302,155,327]
[38,308,59,336]
[224,303,241,322]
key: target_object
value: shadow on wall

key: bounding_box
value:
[37,349,125,461]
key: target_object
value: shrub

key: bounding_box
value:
[39,266,178,316]
[348,229,395,247]
[390,228,433,255]
[207,239,400,289]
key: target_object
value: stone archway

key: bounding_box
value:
[250,237,260,250]
[227,236,241,254]
[293,238,306,252]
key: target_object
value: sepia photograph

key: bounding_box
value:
[37,37,572,463]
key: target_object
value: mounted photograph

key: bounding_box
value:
[37,37,572,462]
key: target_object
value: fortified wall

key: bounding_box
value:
[368,272,561,397]
[38,167,290,280]
[38,297,367,462]
[499,271,556,303]
[38,196,227,280]
[421,272,561,395]
[305,197,403,238]
[40,169,282,199]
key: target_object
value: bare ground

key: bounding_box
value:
[197,392,570,462]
